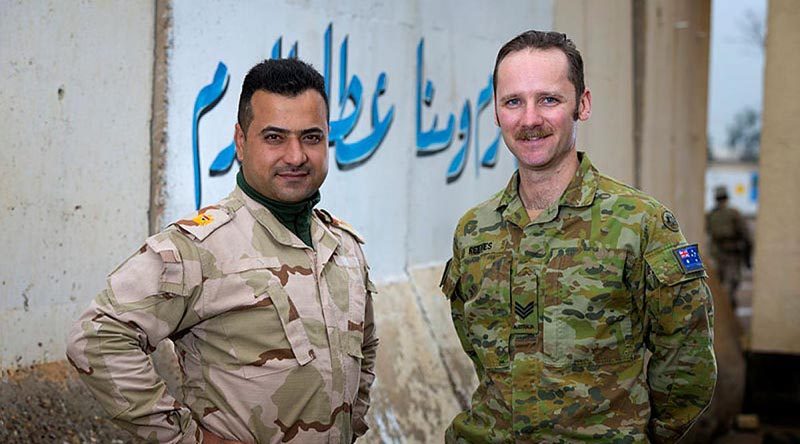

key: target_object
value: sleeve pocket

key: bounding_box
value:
[644,244,707,287]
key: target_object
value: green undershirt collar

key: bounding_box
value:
[237,170,320,248]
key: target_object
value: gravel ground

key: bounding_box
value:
[0,361,141,444]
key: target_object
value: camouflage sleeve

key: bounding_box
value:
[353,291,378,438]
[65,232,203,443]
[643,218,717,443]
[352,248,379,438]
[441,235,482,375]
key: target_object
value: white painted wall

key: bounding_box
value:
[705,163,759,215]
[162,0,553,280]
[0,1,155,367]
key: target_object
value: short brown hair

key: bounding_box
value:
[493,30,585,116]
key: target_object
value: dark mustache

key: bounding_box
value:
[515,127,553,140]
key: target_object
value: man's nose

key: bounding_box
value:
[522,104,545,126]
[283,136,307,165]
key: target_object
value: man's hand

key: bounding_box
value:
[200,426,244,444]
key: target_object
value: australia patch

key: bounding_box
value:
[673,244,704,274]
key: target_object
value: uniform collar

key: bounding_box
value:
[496,151,598,225]
[233,186,339,253]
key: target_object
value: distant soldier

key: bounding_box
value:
[706,185,752,307]
[441,30,716,443]
[67,58,378,443]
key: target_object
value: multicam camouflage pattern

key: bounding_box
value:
[441,153,716,443]
[706,204,750,301]
[66,186,378,444]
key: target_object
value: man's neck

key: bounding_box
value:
[517,150,580,221]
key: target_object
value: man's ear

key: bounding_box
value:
[578,88,592,121]
[234,123,245,161]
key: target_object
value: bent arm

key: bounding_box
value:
[352,292,378,438]
[645,274,716,443]
[66,238,203,443]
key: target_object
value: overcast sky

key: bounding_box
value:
[706,0,767,158]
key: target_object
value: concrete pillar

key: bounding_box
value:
[638,0,711,246]
[749,0,800,354]
[554,0,636,185]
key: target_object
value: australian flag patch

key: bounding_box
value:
[673,244,704,274]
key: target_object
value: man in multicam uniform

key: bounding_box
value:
[67,59,378,444]
[706,185,751,307]
[440,30,716,443]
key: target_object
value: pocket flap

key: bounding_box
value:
[220,256,282,274]
[344,330,364,359]
[144,237,186,295]
[266,282,315,365]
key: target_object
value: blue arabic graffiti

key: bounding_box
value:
[415,39,501,181]
[192,62,229,210]
[191,24,500,209]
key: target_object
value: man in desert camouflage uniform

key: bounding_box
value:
[440,30,716,443]
[67,59,378,444]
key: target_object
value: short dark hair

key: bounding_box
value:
[237,58,329,134]
[493,30,585,116]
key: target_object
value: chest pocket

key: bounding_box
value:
[211,258,315,379]
[462,252,513,370]
[542,246,636,367]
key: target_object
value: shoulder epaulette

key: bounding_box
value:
[314,208,365,244]
[174,204,234,241]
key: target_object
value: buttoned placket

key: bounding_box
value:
[506,196,563,440]
[248,198,347,443]
[310,219,351,444]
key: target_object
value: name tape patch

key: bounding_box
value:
[468,242,493,255]
[673,244,704,274]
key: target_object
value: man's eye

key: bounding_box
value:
[541,97,559,105]
[505,98,521,107]
[303,134,323,144]
[264,134,283,144]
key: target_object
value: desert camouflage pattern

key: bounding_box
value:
[67,186,378,444]
[441,153,716,443]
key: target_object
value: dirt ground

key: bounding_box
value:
[0,361,140,444]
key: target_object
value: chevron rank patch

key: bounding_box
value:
[673,244,704,274]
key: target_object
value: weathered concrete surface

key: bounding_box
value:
[750,0,800,354]
[0,0,155,368]
[361,266,477,443]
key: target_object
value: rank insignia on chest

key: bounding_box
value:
[673,244,704,274]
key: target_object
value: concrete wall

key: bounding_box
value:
[159,0,553,281]
[638,0,711,246]
[750,0,800,354]
[0,0,155,368]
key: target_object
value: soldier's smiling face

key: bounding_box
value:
[235,89,329,203]
[494,48,591,172]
